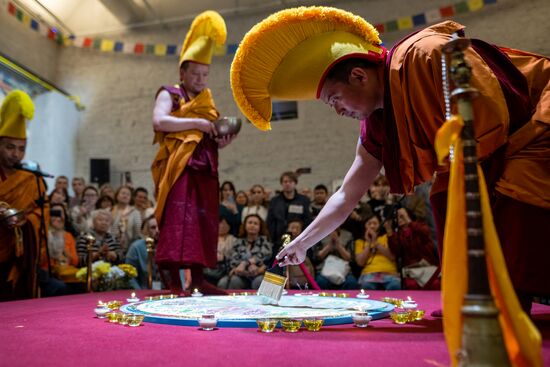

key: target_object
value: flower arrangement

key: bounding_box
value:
[76,261,137,291]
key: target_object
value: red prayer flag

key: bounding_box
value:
[439,5,455,17]
[7,2,16,15]
[374,23,385,33]
[83,38,92,48]
[47,29,56,40]
[134,43,144,54]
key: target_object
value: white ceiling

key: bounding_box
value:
[15,0,344,36]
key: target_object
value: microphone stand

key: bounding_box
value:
[32,171,50,298]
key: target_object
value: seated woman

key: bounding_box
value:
[355,215,400,290]
[204,218,237,288]
[224,214,272,290]
[111,185,142,254]
[219,181,241,236]
[241,184,268,222]
[70,186,99,236]
[386,206,440,290]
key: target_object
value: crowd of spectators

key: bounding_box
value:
[42,170,440,294]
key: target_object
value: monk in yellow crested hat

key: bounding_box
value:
[232,6,547,367]
[0,89,49,301]
[151,10,237,296]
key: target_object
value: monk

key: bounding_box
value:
[0,90,48,301]
[151,11,236,295]
[231,7,549,311]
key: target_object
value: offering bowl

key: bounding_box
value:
[214,117,241,137]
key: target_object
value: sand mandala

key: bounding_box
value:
[120,294,394,327]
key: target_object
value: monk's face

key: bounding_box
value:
[319,66,383,120]
[180,62,210,96]
[0,137,26,170]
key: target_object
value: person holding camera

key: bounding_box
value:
[48,204,78,269]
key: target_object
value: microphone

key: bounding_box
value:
[14,161,54,178]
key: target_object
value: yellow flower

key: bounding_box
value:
[95,262,111,276]
[75,267,87,281]
[118,264,138,278]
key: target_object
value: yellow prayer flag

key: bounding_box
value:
[154,44,167,56]
[397,16,413,30]
[100,39,114,52]
[22,14,31,27]
[467,0,484,11]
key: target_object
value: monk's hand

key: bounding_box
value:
[216,134,236,149]
[197,118,218,138]
[276,240,307,266]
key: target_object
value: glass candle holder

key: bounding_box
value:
[257,319,278,333]
[390,308,410,324]
[199,314,217,331]
[117,313,129,325]
[408,309,425,321]
[126,314,145,327]
[106,311,120,323]
[303,318,324,332]
[352,311,372,328]
[281,319,302,333]
[106,300,122,310]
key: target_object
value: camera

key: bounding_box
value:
[50,209,63,218]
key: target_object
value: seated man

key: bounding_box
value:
[76,209,123,267]
[126,214,160,289]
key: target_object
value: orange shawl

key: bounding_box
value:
[151,88,219,223]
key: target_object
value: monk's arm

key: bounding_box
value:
[152,90,217,135]
[277,140,382,265]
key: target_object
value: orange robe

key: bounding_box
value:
[0,170,48,300]
[151,87,220,223]
[361,21,550,294]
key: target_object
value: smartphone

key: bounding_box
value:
[50,209,63,218]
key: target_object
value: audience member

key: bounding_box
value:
[241,184,268,222]
[235,190,248,207]
[77,209,123,266]
[386,205,440,290]
[225,214,272,289]
[69,177,85,208]
[310,184,329,218]
[99,183,115,199]
[367,175,393,223]
[47,203,79,281]
[219,181,241,236]
[312,227,357,290]
[96,195,114,210]
[355,215,400,290]
[133,187,152,222]
[111,185,141,253]
[126,214,159,289]
[71,186,99,235]
[205,218,237,288]
[286,219,317,289]
[267,171,311,252]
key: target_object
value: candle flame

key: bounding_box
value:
[131,292,136,298]
[407,296,412,301]
[97,300,104,305]
[194,288,199,293]
[360,289,365,294]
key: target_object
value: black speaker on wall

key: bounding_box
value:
[90,158,110,185]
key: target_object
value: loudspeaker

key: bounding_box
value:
[90,158,110,185]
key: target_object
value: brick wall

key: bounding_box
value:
[3,0,549,195]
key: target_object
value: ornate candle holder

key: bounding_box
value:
[126,292,140,303]
[390,308,410,325]
[281,319,301,332]
[106,311,120,323]
[257,319,278,333]
[303,318,324,332]
[126,314,145,327]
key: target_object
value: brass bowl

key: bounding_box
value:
[257,319,278,333]
[214,117,241,137]
[303,318,324,332]
[126,314,145,327]
[1,208,25,224]
[281,319,301,333]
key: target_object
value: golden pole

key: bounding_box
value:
[84,233,96,293]
[145,237,155,289]
[442,35,510,366]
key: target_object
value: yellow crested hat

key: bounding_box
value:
[231,6,386,131]
[0,90,34,139]
[179,10,227,66]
